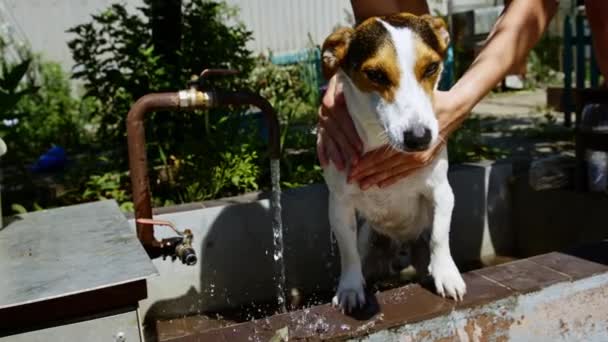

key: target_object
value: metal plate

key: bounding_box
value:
[0,200,158,310]
[0,309,142,342]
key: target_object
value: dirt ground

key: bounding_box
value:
[470,88,574,159]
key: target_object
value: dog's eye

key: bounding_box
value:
[423,62,440,78]
[364,69,390,85]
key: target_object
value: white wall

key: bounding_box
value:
[225,0,352,55]
[1,0,143,72]
[1,0,352,73]
[1,0,506,74]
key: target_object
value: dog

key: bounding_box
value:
[320,13,466,312]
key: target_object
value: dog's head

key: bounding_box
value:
[322,13,449,152]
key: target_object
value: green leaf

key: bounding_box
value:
[0,58,32,92]
[11,203,27,214]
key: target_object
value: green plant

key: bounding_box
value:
[159,142,261,204]
[8,59,97,160]
[67,0,254,154]
[62,0,269,207]
[0,58,36,118]
[248,55,323,188]
[82,171,134,212]
[526,34,562,89]
[0,35,38,118]
[248,55,319,147]
[448,117,507,163]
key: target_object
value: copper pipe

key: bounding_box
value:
[127,89,280,258]
[127,93,180,256]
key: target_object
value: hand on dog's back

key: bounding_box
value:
[317,75,363,170]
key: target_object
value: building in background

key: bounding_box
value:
[1,0,572,75]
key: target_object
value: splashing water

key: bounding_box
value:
[270,159,287,313]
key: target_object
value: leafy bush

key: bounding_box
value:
[82,171,134,212]
[526,35,562,88]
[448,117,507,164]
[61,0,269,208]
[248,55,323,188]
[67,0,254,154]
[9,59,97,160]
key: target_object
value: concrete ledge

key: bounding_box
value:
[168,252,608,341]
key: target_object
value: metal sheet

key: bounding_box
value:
[0,309,142,342]
[0,200,158,310]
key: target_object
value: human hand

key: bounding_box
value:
[348,90,455,189]
[348,141,445,190]
[316,75,363,171]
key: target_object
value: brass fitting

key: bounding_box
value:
[178,88,213,108]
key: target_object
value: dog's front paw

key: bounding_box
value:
[428,256,466,301]
[332,269,366,313]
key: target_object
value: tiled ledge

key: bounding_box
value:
[158,252,608,341]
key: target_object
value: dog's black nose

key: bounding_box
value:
[403,127,432,151]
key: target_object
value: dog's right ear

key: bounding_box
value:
[321,27,354,80]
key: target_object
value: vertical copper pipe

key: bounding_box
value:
[127,93,179,254]
[126,89,280,257]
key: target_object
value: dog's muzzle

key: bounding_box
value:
[402,126,432,151]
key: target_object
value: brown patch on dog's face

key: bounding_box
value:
[321,13,450,103]
[349,40,400,102]
[383,13,449,58]
[413,39,444,97]
[341,18,401,103]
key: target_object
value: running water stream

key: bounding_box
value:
[270,159,287,313]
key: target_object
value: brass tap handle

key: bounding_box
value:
[199,68,239,78]
[188,68,239,90]
[136,218,183,236]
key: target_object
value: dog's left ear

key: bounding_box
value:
[321,27,354,80]
[422,15,450,53]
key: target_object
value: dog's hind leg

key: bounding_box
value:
[329,194,365,312]
[410,230,431,278]
[359,223,405,283]
[427,181,466,300]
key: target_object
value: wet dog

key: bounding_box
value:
[321,13,466,313]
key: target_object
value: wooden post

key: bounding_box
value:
[563,15,573,127]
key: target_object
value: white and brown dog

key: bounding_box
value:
[321,13,466,312]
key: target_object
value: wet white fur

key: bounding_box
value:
[324,19,466,311]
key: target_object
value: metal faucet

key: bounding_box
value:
[126,68,281,264]
[136,218,197,265]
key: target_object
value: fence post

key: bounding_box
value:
[590,42,600,88]
[563,15,573,127]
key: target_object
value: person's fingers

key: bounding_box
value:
[319,105,359,166]
[332,82,363,154]
[354,147,437,188]
[358,166,395,190]
[359,156,425,189]
[378,167,419,188]
[335,105,363,156]
[349,148,401,181]
[317,77,363,167]
[316,125,329,167]
[322,89,336,110]
[325,133,345,170]
[379,163,425,188]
